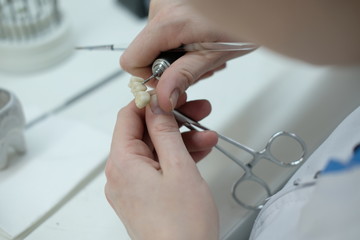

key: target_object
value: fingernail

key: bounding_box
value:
[170,89,179,110]
[150,94,166,115]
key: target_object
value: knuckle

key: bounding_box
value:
[153,120,179,135]
[119,53,131,71]
[104,183,114,206]
[104,154,128,190]
[116,110,122,121]
[178,68,196,91]
[104,157,115,181]
[116,107,126,121]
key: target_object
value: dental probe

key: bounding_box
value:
[75,42,257,52]
[76,42,258,84]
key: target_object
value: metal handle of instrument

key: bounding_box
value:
[151,51,186,79]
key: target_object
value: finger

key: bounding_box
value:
[112,101,145,146]
[111,101,152,159]
[145,94,199,174]
[191,149,213,163]
[120,3,229,79]
[182,130,218,154]
[177,100,218,162]
[141,92,188,155]
[156,50,250,112]
[198,63,227,80]
[109,101,163,176]
[177,99,212,121]
[174,92,187,109]
[120,17,190,79]
[145,64,227,89]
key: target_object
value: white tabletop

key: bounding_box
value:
[1,1,360,240]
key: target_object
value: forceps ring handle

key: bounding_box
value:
[231,174,271,210]
[265,131,307,167]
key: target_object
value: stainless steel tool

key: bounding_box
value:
[173,109,307,210]
[76,42,258,84]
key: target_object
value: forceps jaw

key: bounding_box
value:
[173,110,210,132]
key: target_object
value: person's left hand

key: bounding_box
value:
[105,95,219,240]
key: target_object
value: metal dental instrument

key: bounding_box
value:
[173,110,307,210]
[75,42,257,52]
[76,42,258,84]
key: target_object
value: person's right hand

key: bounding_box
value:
[120,0,255,112]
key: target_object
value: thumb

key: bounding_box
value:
[146,94,197,174]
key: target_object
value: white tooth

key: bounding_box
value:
[131,76,144,82]
[135,91,150,109]
[132,82,147,93]
[128,76,144,88]
[129,76,150,108]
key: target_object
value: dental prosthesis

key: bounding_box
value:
[128,76,151,109]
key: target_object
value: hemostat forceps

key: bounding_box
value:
[173,110,307,210]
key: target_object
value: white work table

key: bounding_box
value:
[1,1,360,240]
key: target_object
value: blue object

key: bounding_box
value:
[323,144,360,174]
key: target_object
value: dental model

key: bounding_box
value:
[128,76,151,109]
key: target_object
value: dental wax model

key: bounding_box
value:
[128,76,151,109]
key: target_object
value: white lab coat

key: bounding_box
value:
[249,106,360,240]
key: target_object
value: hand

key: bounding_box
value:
[105,95,219,240]
[120,0,253,112]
